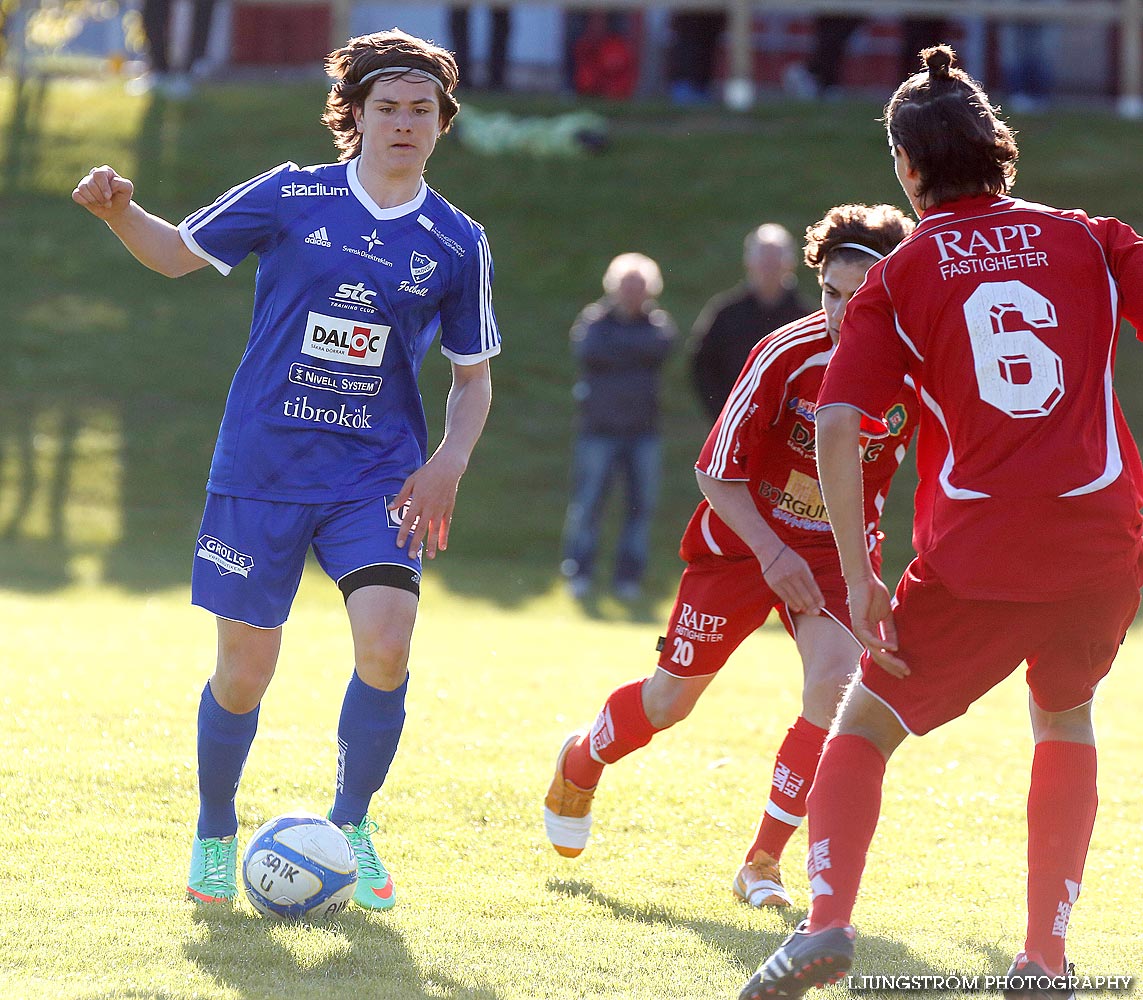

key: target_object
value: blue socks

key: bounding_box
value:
[329,670,407,829]
[196,681,259,839]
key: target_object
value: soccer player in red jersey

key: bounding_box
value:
[545,204,917,907]
[743,46,1143,999]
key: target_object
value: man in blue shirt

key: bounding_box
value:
[72,28,500,909]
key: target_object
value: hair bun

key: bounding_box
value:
[924,45,954,79]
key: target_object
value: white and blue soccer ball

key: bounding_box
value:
[242,812,357,921]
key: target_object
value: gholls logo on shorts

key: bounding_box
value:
[196,535,255,577]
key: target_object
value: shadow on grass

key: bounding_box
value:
[183,903,504,1000]
[546,878,1015,989]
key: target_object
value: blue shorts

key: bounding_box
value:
[191,494,421,629]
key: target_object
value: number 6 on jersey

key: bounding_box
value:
[964,280,1063,418]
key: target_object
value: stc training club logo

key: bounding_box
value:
[301,311,390,367]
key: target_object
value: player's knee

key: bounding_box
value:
[354,630,412,685]
[802,657,859,720]
[214,629,279,708]
[211,659,276,713]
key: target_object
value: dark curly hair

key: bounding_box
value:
[322,29,461,162]
[804,203,915,271]
[884,44,1019,208]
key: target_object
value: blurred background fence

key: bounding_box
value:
[4,1,1143,113]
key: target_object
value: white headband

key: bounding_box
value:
[356,65,447,92]
[833,242,885,260]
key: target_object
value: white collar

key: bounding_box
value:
[347,157,428,220]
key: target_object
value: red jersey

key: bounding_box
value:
[682,311,918,565]
[820,194,1143,601]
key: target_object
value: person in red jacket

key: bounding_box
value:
[743,45,1143,1000]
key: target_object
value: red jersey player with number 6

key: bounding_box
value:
[743,46,1143,1000]
[545,204,917,908]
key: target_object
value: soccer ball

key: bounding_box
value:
[242,812,358,920]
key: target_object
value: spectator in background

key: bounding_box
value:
[667,11,727,104]
[560,254,678,601]
[449,5,512,90]
[689,224,810,422]
[785,10,950,99]
[999,0,1060,112]
[129,0,217,98]
[565,10,639,99]
[564,10,631,91]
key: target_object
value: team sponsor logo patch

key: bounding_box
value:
[361,229,384,251]
[289,363,382,396]
[300,311,390,368]
[281,182,348,198]
[281,396,373,429]
[329,281,377,313]
[341,241,393,266]
[386,498,412,530]
[762,470,831,531]
[196,535,254,577]
[787,396,818,422]
[416,214,467,257]
[787,420,815,458]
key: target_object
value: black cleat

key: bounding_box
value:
[739,920,855,999]
[1003,954,1076,1000]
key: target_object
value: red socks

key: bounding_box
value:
[744,716,828,863]
[563,679,659,789]
[1025,740,1097,975]
[805,734,886,932]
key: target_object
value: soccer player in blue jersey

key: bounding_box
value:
[72,29,500,909]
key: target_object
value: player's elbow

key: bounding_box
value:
[815,405,859,449]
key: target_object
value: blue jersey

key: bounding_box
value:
[178,158,501,502]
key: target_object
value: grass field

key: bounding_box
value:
[2,574,1143,999]
[2,74,1143,998]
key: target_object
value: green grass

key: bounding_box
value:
[3,75,1143,997]
[1,575,1142,999]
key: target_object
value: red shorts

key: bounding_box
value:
[656,549,853,678]
[861,560,1141,735]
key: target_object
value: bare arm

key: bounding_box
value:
[391,359,493,559]
[71,165,207,278]
[695,470,823,615]
[815,404,907,675]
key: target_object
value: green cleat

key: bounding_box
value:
[186,834,237,903]
[335,814,396,910]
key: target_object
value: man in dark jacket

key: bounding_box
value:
[688,224,809,423]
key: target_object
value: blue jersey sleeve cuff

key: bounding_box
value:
[178,221,233,276]
[441,343,501,365]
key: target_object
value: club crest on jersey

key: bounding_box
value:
[410,251,437,284]
[885,402,908,436]
[196,535,254,577]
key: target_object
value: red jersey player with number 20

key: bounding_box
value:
[545,204,916,908]
[743,46,1143,1000]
